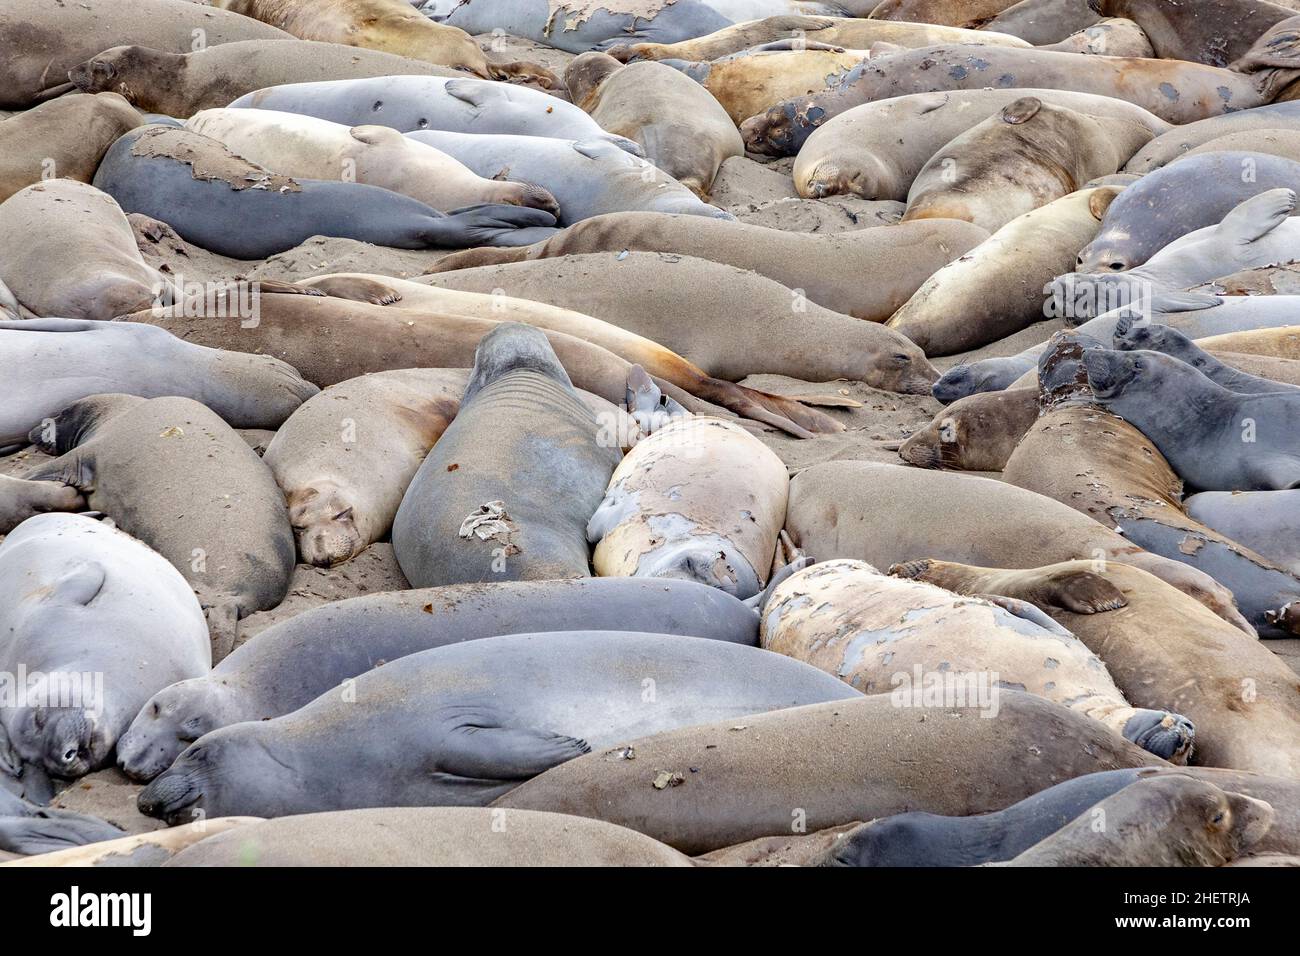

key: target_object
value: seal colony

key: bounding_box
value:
[0,0,1299,871]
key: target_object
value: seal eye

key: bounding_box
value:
[152,702,161,717]
[63,747,78,763]
[891,353,911,365]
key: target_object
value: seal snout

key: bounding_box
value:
[137,762,203,824]
[1123,710,1196,765]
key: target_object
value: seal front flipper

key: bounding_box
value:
[974,593,1075,637]
[300,275,404,305]
[204,602,240,663]
[20,451,94,495]
[1215,187,1296,245]
[438,716,591,780]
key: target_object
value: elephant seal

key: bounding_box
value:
[867,0,1019,25]
[1197,325,1300,359]
[762,559,1195,760]
[1091,0,1296,67]
[406,131,731,223]
[212,0,553,85]
[1185,491,1300,576]
[1185,128,1300,164]
[1081,152,1300,271]
[3,818,256,867]
[897,387,1038,471]
[1085,347,1300,492]
[984,0,1102,43]
[1042,16,1153,57]
[68,41,460,117]
[494,691,1158,854]
[418,252,942,392]
[895,558,1300,777]
[740,44,1281,156]
[231,76,640,153]
[263,369,463,568]
[785,461,1252,632]
[901,98,1152,233]
[392,324,621,587]
[1114,320,1300,394]
[0,0,292,109]
[0,476,85,536]
[793,89,1167,202]
[92,126,556,260]
[0,789,125,858]
[295,273,835,436]
[0,514,210,787]
[1000,775,1273,866]
[588,417,789,599]
[1,318,318,446]
[1125,102,1300,173]
[186,109,559,215]
[0,94,143,204]
[888,187,1120,355]
[23,396,295,660]
[117,577,761,781]
[136,630,860,822]
[564,54,742,196]
[606,13,1030,62]
[165,807,689,866]
[1002,378,1300,637]
[0,180,171,322]
[426,212,985,322]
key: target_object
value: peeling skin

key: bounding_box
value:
[128,124,301,192]
[760,559,1188,759]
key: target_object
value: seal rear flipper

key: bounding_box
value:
[439,724,591,780]
[691,378,844,439]
[20,451,93,493]
[1215,188,1296,245]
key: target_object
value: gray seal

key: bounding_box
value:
[0,787,125,857]
[1084,347,1300,491]
[117,577,761,782]
[0,514,210,790]
[1125,101,1300,173]
[1113,317,1300,394]
[92,126,557,260]
[23,396,295,660]
[392,323,622,588]
[136,630,860,823]
[1,318,318,447]
[230,76,644,154]
[1185,490,1300,577]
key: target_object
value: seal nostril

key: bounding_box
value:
[1109,261,1124,271]
[418,118,429,128]
[372,100,383,111]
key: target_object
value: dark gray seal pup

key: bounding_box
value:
[1,318,318,446]
[392,324,622,588]
[1078,151,1300,272]
[1084,348,1300,491]
[117,577,761,781]
[92,126,557,260]
[0,787,125,857]
[22,396,295,660]
[136,630,861,823]
[1113,318,1300,394]
[0,514,210,790]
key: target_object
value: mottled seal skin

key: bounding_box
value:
[1041,16,1153,57]
[117,577,762,782]
[868,0,1019,25]
[0,788,125,858]
[564,53,742,196]
[212,0,554,85]
[794,89,1167,202]
[0,0,292,109]
[1114,319,1300,395]
[0,94,143,204]
[428,211,984,322]
[1003,383,1300,638]
[23,396,295,661]
[136,630,860,823]
[1081,152,1300,272]
[0,514,209,787]
[495,691,1159,854]
[741,43,1277,156]
[889,188,1120,356]
[407,131,731,224]
[898,386,1038,471]
[68,41,459,117]
[392,324,621,588]
[785,461,1253,633]
[164,807,690,866]
[902,98,1151,233]
[263,369,463,569]
[607,12,1029,61]
[1086,348,1300,492]
[1126,102,1300,173]
[897,558,1300,777]
[0,180,171,322]
[92,126,556,260]
[588,417,789,599]
[984,0,1102,43]
[1000,775,1273,867]
[230,76,642,154]
[763,559,1194,760]
[1185,490,1300,577]
[186,109,559,215]
[1093,0,1296,67]
[1,318,318,447]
